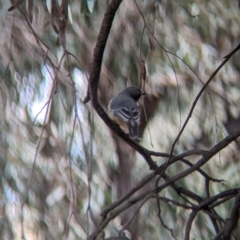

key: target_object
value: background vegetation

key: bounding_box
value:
[0,0,240,239]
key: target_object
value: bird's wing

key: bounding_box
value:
[108,95,140,124]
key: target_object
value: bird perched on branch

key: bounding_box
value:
[108,86,145,140]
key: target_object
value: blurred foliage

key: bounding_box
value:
[0,0,240,239]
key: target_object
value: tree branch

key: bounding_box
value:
[84,0,159,170]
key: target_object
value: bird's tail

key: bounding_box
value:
[129,125,141,140]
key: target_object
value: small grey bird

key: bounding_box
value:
[108,86,145,140]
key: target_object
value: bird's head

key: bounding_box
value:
[120,86,145,101]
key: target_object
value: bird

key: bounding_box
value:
[108,86,145,140]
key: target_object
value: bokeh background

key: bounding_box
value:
[0,0,240,239]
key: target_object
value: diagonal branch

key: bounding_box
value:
[168,43,240,164]
[84,0,159,170]
[213,190,240,239]
[89,129,240,239]
[85,0,240,172]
